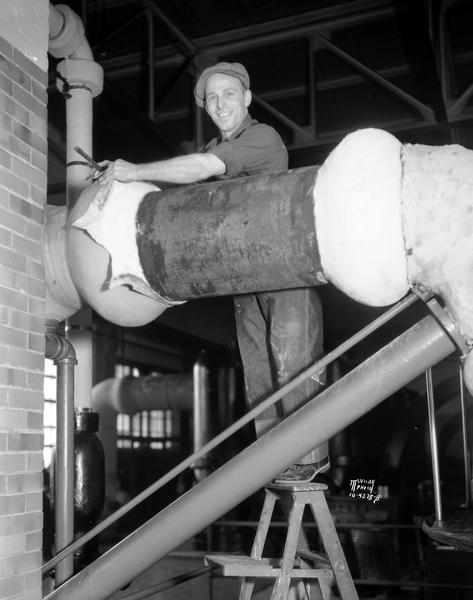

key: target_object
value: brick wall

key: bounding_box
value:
[0,37,48,600]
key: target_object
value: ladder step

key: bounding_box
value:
[205,554,333,578]
[205,483,358,599]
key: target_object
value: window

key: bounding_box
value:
[115,364,181,450]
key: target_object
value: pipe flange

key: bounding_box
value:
[49,4,86,58]
[56,58,104,98]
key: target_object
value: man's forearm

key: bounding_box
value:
[132,153,226,184]
[98,151,225,186]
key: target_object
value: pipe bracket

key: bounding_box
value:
[413,286,469,355]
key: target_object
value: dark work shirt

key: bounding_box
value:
[204,113,288,179]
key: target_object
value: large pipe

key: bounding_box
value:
[135,167,325,299]
[68,129,473,389]
[45,314,456,600]
[45,330,77,585]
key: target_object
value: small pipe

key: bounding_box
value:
[45,333,77,585]
[44,313,456,600]
[425,368,443,523]
[459,363,471,507]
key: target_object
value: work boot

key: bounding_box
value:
[273,456,330,484]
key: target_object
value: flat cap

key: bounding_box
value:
[194,62,250,108]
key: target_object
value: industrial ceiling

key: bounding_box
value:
[47,0,473,351]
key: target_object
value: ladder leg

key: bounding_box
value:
[309,494,358,600]
[280,490,312,555]
[239,490,277,600]
[271,499,305,600]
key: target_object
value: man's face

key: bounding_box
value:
[204,73,251,138]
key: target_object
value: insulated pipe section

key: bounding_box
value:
[93,374,194,415]
[135,167,326,299]
[74,167,326,303]
[314,128,408,306]
[45,183,170,326]
[47,128,473,385]
[44,314,456,600]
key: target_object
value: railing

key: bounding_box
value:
[43,293,462,600]
[43,293,419,579]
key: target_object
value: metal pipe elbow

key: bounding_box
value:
[45,332,77,365]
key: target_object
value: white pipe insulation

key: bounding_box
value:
[48,3,102,205]
[314,128,407,306]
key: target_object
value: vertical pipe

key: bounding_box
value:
[459,363,471,507]
[309,35,316,134]
[45,332,77,585]
[194,88,204,150]
[68,323,93,410]
[146,9,155,120]
[65,87,94,207]
[55,361,75,584]
[425,368,443,523]
[227,365,237,428]
[193,352,210,482]
[45,315,456,600]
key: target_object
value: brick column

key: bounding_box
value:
[0,38,48,600]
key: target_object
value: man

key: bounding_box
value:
[98,62,329,483]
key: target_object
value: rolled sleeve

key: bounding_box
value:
[207,124,287,178]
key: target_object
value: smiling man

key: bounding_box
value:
[97,62,329,484]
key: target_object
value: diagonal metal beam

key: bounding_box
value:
[449,81,473,117]
[43,314,456,600]
[143,0,197,58]
[252,95,313,143]
[90,2,397,77]
[314,32,436,123]
[91,8,148,54]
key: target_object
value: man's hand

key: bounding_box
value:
[96,159,139,185]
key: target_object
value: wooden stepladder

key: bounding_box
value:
[206,482,358,600]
